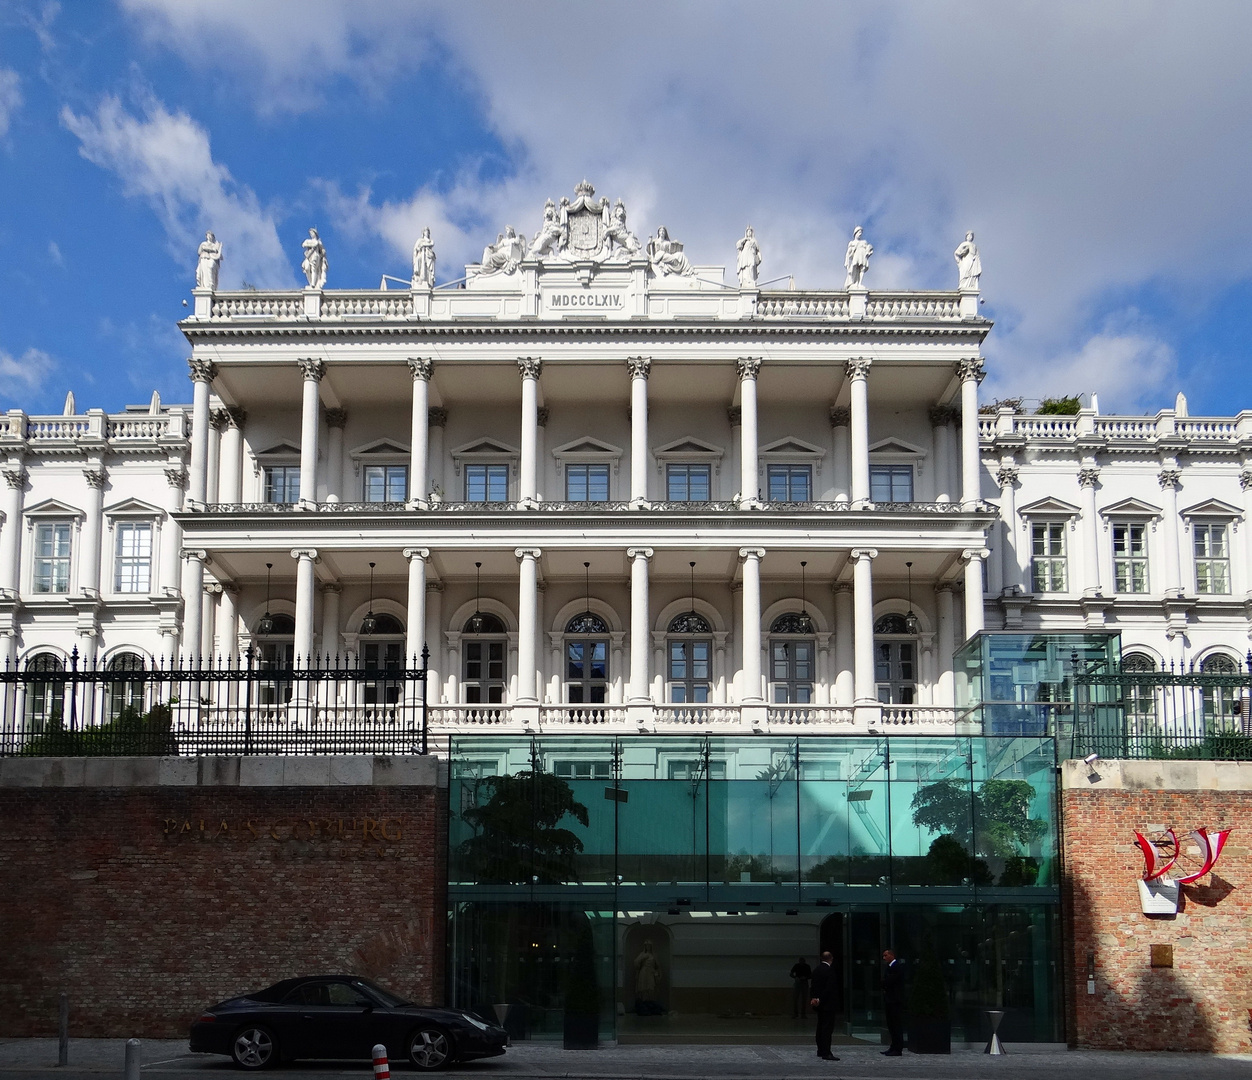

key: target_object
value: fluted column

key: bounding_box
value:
[0,465,26,594]
[739,548,765,702]
[161,467,186,593]
[847,359,871,506]
[324,409,346,501]
[832,582,854,704]
[996,462,1020,592]
[180,548,208,663]
[518,358,542,504]
[297,359,325,507]
[218,408,246,505]
[186,358,217,506]
[1159,464,1183,594]
[320,582,341,661]
[851,549,877,702]
[829,408,851,502]
[628,547,653,702]
[79,467,105,595]
[404,548,429,667]
[737,357,762,504]
[935,584,956,705]
[1078,464,1102,594]
[627,357,651,505]
[962,549,987,638]
[958,358,985,508]
[291,548,319,665]
[515,548,540,701]
[408,358,433,504]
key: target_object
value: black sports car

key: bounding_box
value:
[189,975,508,1070]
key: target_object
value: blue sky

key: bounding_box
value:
[2,0,1252,417]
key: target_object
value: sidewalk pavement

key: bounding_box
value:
[0,1038,1249,1078]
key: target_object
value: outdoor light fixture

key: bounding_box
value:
[1084,753,1100,766]
[257,563,274,636]
[905,561,921,635]
[361,562,378,637]
[467,562,485,633]
[583,561,593,620]
[689,561,698,618]
[797,560,814,634]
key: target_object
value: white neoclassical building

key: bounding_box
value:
[2,182,1250,739]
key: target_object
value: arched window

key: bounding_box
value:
[874,614,916,705]
[1200,653,1240,732]
[770,612,814,704]
[463,613,507,704]
[565,613,609,704]
[24,653,64,733]
[107,652,146,720]
[1120,652,1158,737]
[667,612,712,703]
[255,614,295,706]
[361,613,405,708]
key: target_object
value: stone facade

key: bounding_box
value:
[1061,759,1251,1053]
[0,757,446,1038]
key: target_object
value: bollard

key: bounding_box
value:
[125,1039,141,1080]
[372,1044,390,1080]
[57,993,68,1067]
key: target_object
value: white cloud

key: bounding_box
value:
[0,348,56,403]
[0,68,22,138]
[47,241,63,266]
[119,2,1252,412]
[60,94,293,288]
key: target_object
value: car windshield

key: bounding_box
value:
[356,979,412,1008]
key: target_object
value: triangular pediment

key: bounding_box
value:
[552,436,623,457]
[256,440,301,457]
[868,437,926,457]
[654,436,722,457]
[760,436,826,457]
[104,498,165,517]
[1100,497,1162,518]
[452,437,518,456]
[25,498,84,518]
[352,438,410,456]
[1018,495,1080,516]
[1182,498,1242,517]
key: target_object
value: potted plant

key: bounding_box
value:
[907,953,951,1054]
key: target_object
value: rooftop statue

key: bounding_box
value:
[955,231,982,291]
[736,225,762,288]
[195,231,223,291]
[599,199,641,260]
[480,225,526,275]
[647,226,695,278]
[844,226,871,289]
[529,199,567,259]
[301,227,328,289]
[412,227,436,288]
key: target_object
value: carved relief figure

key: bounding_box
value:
[411,227,436,288]
[600,199,641,258]
[302,227,328,289]
[634,938,664,1015]
[196,231,223,290]
[647,226,695,278]
[844,226,872,289]
[954,231,982,291]
[529,200,567,259]
[736,225,762,288]
[481,226,526,275]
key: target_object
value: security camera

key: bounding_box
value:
[1083,753,1100,766]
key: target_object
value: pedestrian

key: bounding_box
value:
[808,950,840,1060]
[881,949,905,1055]
[790,956,813,1019]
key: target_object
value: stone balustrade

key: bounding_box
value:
[982,407,1252,450]
[0,409,187,449]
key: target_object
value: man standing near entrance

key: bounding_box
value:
[882,949,905,1055]
[808,951,840,1060]
[790,956,812,1019]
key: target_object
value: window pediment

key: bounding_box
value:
[24,498,83,520]
[653,435,723,474]
[256,441,301,458]
[451,437,519,477]
[552,436,623,475]
[1019,495,1081,517]
[1100,497,1162,519]
[352,439,410,458]
[868,437,926,457]
[1181,498,1242,518]
[104,497,164,518]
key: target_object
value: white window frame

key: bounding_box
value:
[759,437,825,503]
[104,499,164,598]
[552,437,622,503]
[653,436,723,502]
[1029,521,1070,593]
[1019,498,1080,596]
[351,440,411,504]
[1110,520,1150,595]
[252,442,301,504]
[451,439,519,503]
[261,462,301,504]
[1192,520,1232,595]
[24,501,83,597]
[867,438,926,503]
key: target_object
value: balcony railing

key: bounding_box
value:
[188,499,986,515]
[980,408,1250,450]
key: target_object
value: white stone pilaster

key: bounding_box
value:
[1079,465,1102,594]
[79,467,105,595]
[0,464,26,594]
[1159,464,1183,594]
[997,462,1020,592]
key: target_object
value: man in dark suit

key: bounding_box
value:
[881,949,905,1055]
[808,950,840,1061]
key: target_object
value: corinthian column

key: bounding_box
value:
[297,359,325,508]
[1078,464,1102,594]
[218,408,246,505]
[186,358,217,506]
[847,359,871,506]
[518,358,542,505]
[0,465,26,594]
[79,467,105,595]
[408,358,433,505]
[737,357,762,505]
[627,357,650,505]
[958,357,985,508]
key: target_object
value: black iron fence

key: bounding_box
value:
[1071,653,1252,761]
[0,647,431,757]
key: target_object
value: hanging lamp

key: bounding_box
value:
[257,563,274,636]
[583,562,593,619]
[361,562,378,636]
[467,562,485,633]
[688,561,698,618]
[797,560,814,634]
[905,561,921,635]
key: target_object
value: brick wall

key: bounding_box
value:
[0,757,447,1038]
[1061,759,1252,1053]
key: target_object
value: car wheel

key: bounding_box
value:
[231,1026,277,1070]
[408,1027,452,1071]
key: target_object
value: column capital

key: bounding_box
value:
[403,547,431,562]
[290,547,320,562]
[518,357,543,380]
[956,357,986,384]
[627,546,654,561]
[324,408,348,429]
[222,406,247,431]
[830,581,853,595]
[1158,467,1183,490]
[845,357,872,381]
[2,466,27,490]
[209,408,231,433]
[428,406,448,428]
[1077,466,1101,488]
[849,547,878,561]
[828,406,851,427]
[727,405,742,426]
[1240,468,1252,491]
[960,547,989,564]
[934,581,957,594]
[515,547,542,561]
[320,582,342,594]
[407,357,434,381]
[187,357,218,384]
[297,358,326,382]
[626,356,651,379]
[736,356,763,380]
[164,466,188,489]
[738,547,765,561]
[203,581,223,596]
[928,404,958,427]
[426,579,445,593]
[997,464,1020,489]
[181,548,208,564]
[82,468,106,489]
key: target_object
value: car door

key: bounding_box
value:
[283,980,375,1060]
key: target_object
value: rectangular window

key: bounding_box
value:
[114,522,153,593]
[767,464,812,503]
[1030,522,1068,592]
[263,465,300,504]
[1194,523,1230,594]
[465,463,509,503]
[33,522,72,594]
[1112,522,1149,594]
[869,464,913,503]
[566,463,610,502]
[666,463,711,501]
[364,464,408,503]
